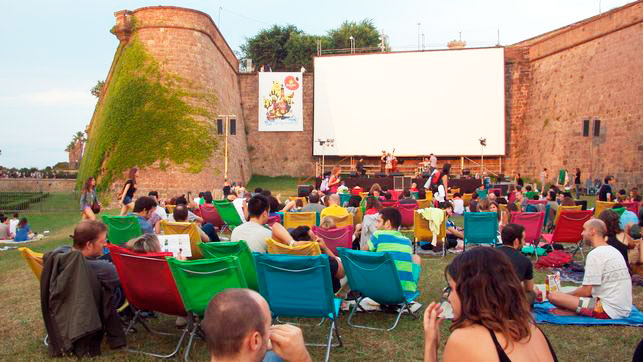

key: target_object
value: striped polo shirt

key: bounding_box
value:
[368,230,417,297]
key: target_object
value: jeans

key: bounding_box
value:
[201,223,220,242]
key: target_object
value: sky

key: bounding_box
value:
[0,0,634,168]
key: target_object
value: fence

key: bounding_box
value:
[0,191,81,213]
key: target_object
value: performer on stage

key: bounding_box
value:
[384,149,396,175]
[355,158,366,176]
[380,150,387,173]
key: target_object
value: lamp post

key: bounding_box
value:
[479,138,487,177]
[417,23,421,50]
[349,36,355,54]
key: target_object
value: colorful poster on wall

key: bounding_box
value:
[258,72,303,131]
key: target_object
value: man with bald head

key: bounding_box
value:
[202,289,311,362]
[549,219,632,319]
[319,194,350,220]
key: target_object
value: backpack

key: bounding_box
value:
[424,170,442,193]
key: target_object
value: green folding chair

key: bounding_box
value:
[102,215,143,246]
[254,253,342,362]
[166,256,247,361]
[212,200,244,232]
[198,241,259,291]
[337,248,419,331]
[463,212,499,250]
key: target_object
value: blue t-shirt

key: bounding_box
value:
[14,225,31,241]
[129,213,154,234]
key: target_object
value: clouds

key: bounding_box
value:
[0,88,96,107]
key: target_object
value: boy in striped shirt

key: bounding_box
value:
[368,207,422,298]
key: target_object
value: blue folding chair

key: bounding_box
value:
[463,212,499,250]
[337,248,419,331]
[339,193,351,207]
[254,253,342,362]
[476,189,488,199]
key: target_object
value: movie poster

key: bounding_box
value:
[258,72,303,131]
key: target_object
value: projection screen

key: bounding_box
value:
[313,47,505,156]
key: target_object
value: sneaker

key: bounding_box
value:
[175,316,188,328]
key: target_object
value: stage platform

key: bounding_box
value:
[338,176,482,194]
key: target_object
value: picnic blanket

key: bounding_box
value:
[534,302,643,326]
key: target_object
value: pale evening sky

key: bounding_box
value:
[0,0,633,168]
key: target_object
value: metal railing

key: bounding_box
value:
[0,191,81,213]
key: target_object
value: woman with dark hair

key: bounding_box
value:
[423,248,558,362]
[364,197,382,216]
[598,209,629,265]
[574,168,581,198]
[369,183,383,200]
[80,176,99,220]
[119,167,138,215]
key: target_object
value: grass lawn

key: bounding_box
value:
[0,180,640,361]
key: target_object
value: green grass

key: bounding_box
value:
[247,175,306,197]
[0,184,640,361]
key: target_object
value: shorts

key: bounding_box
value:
[122,196,133,205]
[577,297,610,319]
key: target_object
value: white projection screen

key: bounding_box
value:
[313,47,505,156]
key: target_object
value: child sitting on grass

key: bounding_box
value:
[14,217,33,242]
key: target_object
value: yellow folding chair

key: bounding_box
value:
[166,204,176,214]
[266,239,321,256]
[283,212,316,229]
[18,247,44,280]
[554,205,582,225]
[450,188,460,194]
[417,199,430,209]
[594,201,616,218]
[160,220,203,259]
[288,196,308,206]
[463,193,473,206]
[413,210,447,255]
[331,213,353,228]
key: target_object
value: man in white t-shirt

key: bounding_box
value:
[232,188,249,223]
[9,213,19,236]
[549,219,632,319]
[231,195,296,254]
[148,191,168,221]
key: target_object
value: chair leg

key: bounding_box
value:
[183,313,199,362]
[43,334,48,347]
[123,309,189,359]
[346,298,411,331]
[323,320,335,362]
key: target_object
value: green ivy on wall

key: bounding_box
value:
[77,37,218,192]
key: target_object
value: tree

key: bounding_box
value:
[283,33,331,71]
[91,80,105,98]
[327,19,384,51]
[240,25,303,71]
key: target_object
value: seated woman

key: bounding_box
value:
[423,247,558,362]
[14,217,33,242]
[364,197,382,216]
[125,233,187,260]
[289,226,345,293]
[346,195,362,215]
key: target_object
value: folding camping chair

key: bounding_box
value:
[463,212,499,250]
[553,205,582,226]
[476,189,488,199]
[101,215,143,246]
[266,238,321,256]
[381,200,398,208]
[398,203,418,229]
[212,200,244,232]
[510,212,545,258]
[542,210,593,259]
[289,196,308,206]
[312,225,354,255]
[594,201,616,217]
[329,213,353,228]
[416,199,430,209]
[254,253,343,362]
[167,256,247,362]
[621,201,640,214]
[18,247,44,280]
[339,193,352,207]
[108,245,187,358]
[159,221,203,259]
[284,212,316,230]
[198,241,259,291]
[413,209,447,256]
[338,248,419,331]
[462,193,473,206]
[198,204,224,229]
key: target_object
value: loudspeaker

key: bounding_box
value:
[390,172,403,177]
[375,172,387,177]
[462,168,471,176]
[593,119,601,137]
[582,119,590,137]
[297,185,313,197]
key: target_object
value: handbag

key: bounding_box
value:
[91,192,101,214]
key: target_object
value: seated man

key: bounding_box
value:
[319,194,350,220]
[129,196,157,234]
[46,220,126,355]
[172,205,217,242]
[451,192,464,215]
[168,195,204,224]
[398,189,417,205]
[202,289,311,362]
[231,195,298,253]
[148,191,168,221]
[498,223,537,306]
[420,201,463,253]
[367,207,422,298]
[549,219,632,319]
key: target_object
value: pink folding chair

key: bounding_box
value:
[541,210,593,259]
[398,203,418,228]
[312,225,354,255]
[267,215,281,227]
[199,204,224,229]
[526,200,547,206]
[381,200,399,208]
[510,212,544,245]
[621,201,639,214]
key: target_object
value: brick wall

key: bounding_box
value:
[105,7,252,201]
[0,179,76,193]
[240,73,316,177]
[504,1,643,189]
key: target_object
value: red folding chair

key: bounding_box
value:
[398,203,418,228]
[621,201,639,214]
[108,244,188,358]
[312,225,354,255]
[199,204,224,229]
[381,200,399,208]
[541,210,593,260]
[510,212,544,245]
